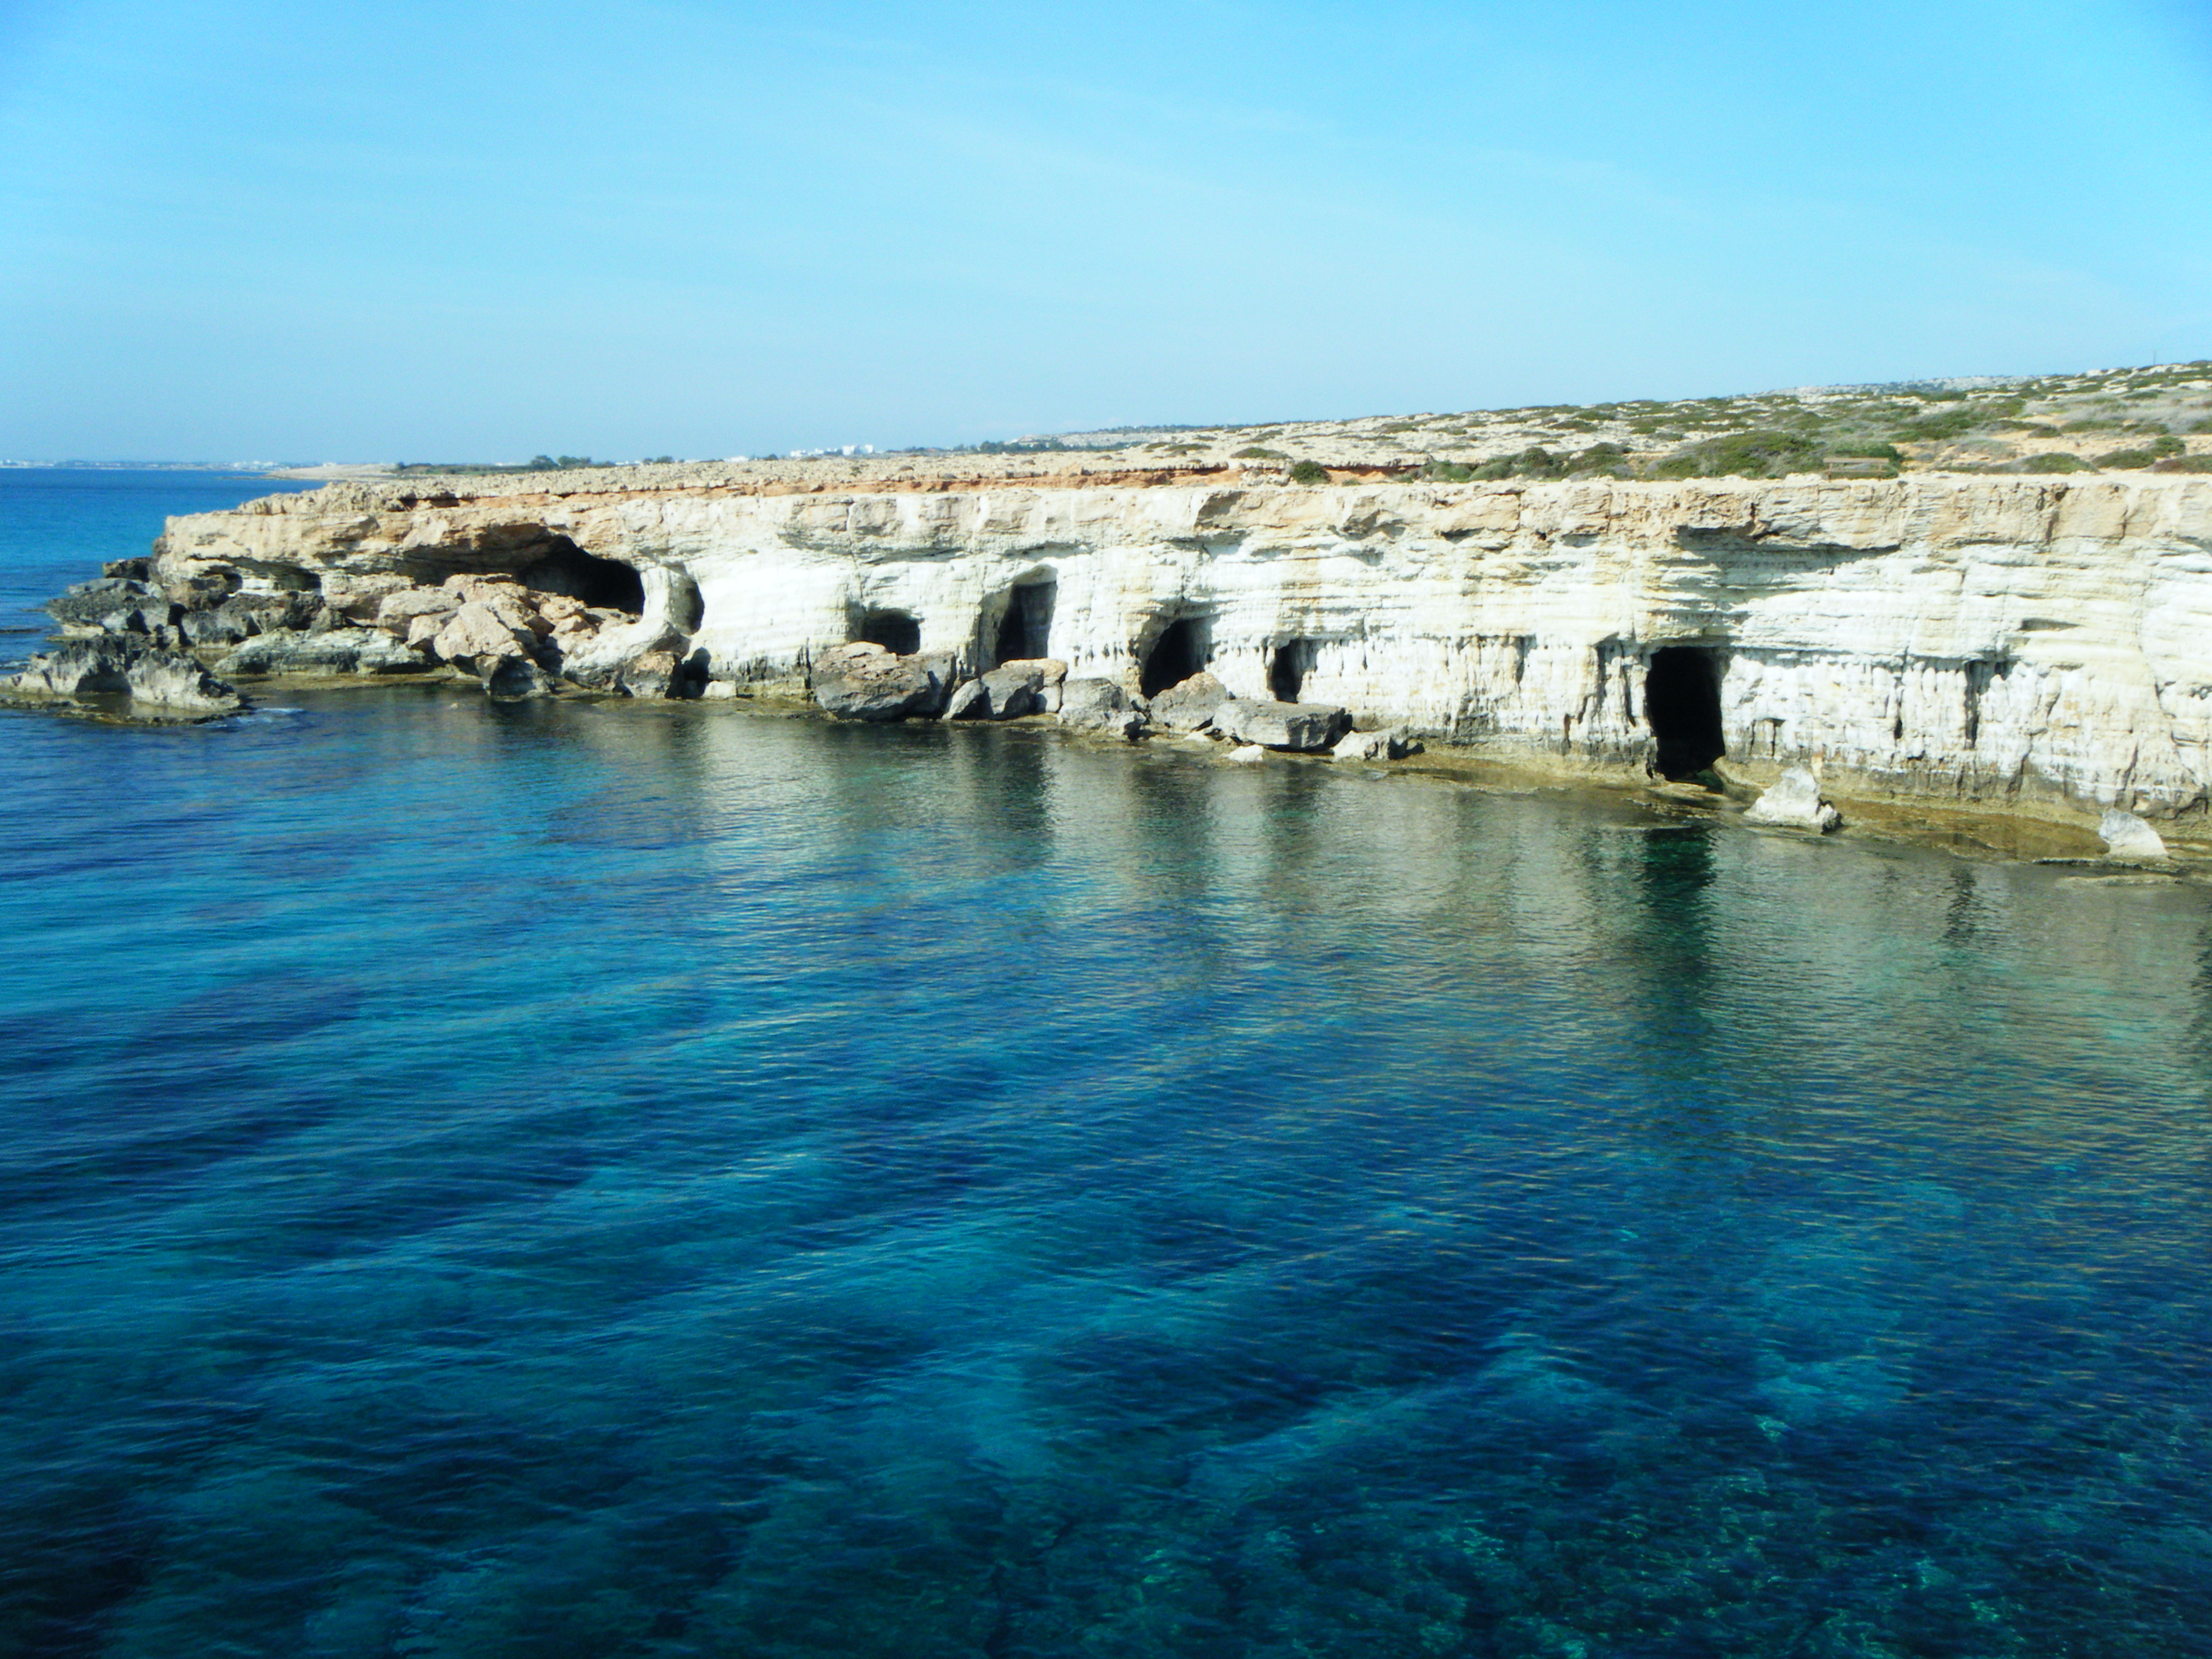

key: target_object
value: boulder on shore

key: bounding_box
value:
[811,642,952,721]
[1744,766,1842,833]
[1056,676,1149,741]
[944,658,1068,721]
[1215,697,1352,752]
[2099,808,2168,860]
[1330,726,1423,762]
[1148,671,1232,731]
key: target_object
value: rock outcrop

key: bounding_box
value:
[1744,766,1843,833]
[32,469,2212,840]
[2098,809,2169,860]
[5,636,242,716]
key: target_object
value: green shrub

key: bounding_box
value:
[1892,405,1996,441]
[2190,418,2212,434]
[1233,446,1289,460]
[2096,447,2160,469]
[1287,460,1332,484]
[1829,441,1903,461]
[2062,418,2125,432]
[2023,452,2091,472]
[2153,455,2212,473]
[1651,429,1824,479]
[2152,434,2185,456]
[1421,460,1475,482]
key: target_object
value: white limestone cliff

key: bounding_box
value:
[143,472,2212,836]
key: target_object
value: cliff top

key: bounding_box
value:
[273,357,2212,498]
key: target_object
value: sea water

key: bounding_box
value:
[2,472,2210,1657]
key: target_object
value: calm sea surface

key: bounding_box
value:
[3,471,2211,1657]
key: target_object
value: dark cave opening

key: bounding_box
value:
[1269,640,1315,703]
[993,581,1056,665]
[857,609,922,655]
[520,540,646,614]
[1644,646,1726,779]
[1139,617,1208,699]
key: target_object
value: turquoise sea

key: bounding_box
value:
[3,470,2211,1657]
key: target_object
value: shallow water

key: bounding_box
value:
[4,475,2212,1657]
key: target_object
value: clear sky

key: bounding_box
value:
[2,0,2209,461]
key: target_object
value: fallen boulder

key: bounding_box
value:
[944,658,1067,721]
[1215,697,1352,752]
[375,587,462,635]
[1744,766,1842,833]
[1148,671,1232,731]
[2099,808,2168,860]
[482,655,556,699]
[1056,676,1150,741]
[616,649,704,699]
[1330,726,1423,762]
[429,602,538,669]
[811,642,951,721]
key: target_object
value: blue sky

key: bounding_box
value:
[2,0,2208,460]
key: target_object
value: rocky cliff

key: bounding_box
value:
[84,471,2212,834]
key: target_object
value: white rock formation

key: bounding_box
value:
[2098,809,2169,860]
[141,472,2212,837]
[1744,767,1842,833]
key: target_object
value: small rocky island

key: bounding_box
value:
[9,435,2209,859]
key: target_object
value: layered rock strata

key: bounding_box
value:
[42,471,2212,834]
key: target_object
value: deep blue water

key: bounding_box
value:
[4,472,2212,1657]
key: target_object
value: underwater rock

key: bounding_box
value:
[1215,697,1352,752]
[1745,766,1842,832]
[2099,808,2168,860]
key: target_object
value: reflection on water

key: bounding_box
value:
[2,694,2210,1657]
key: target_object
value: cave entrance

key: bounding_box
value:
[1270,640,1316,703]
[1140,617,1208,699]
[1644,645,1726,779]
[857,609,922,655]
[521,539,645,613]
[993,580,1056,664]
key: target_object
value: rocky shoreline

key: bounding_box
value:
[7,465,2208,864]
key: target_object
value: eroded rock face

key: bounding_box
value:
[108,471,2212,833]
[811,643,951,721]
[1216,698,1353,752]
[1744,766,1842,833]
[5,636,242,716]
[218,628,427,678]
